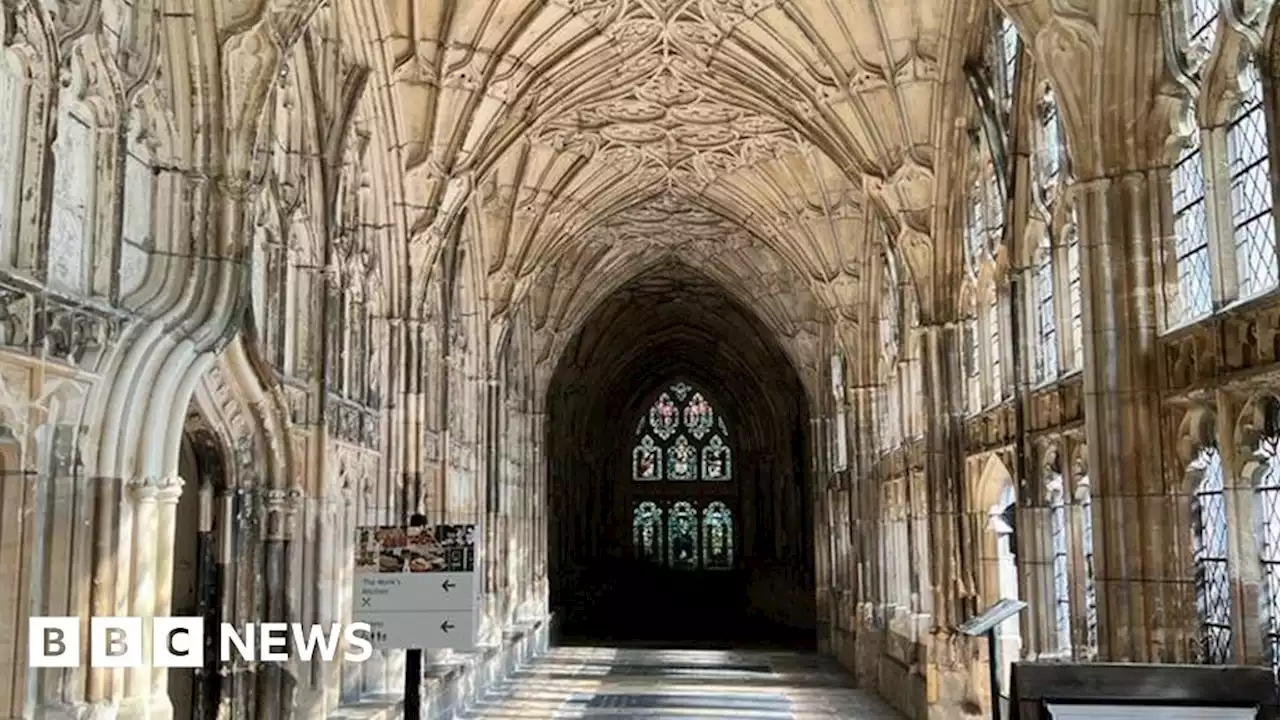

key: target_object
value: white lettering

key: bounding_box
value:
[343,622,373,662]
[290,623,342,662]
[220,624,255,662]
[259,623,288,661]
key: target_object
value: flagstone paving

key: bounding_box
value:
[461,646,905,719]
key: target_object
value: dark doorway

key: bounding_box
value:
[171,427,228,720]
[546,264,815,650]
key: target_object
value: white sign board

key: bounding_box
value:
[352,523,478,651]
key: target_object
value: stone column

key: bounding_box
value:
[262,488,294,719]
[1074,170,1194,662]
[120,477,159,720]
[317,488,339,715]
[918,324,967,628]
[150,477,184,719]
[530,409,549,616]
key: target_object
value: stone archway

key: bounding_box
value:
[171,416,232,720]
[545,263,814,649]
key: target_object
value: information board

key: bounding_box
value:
[352,523,477,651]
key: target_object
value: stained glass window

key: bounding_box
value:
[1033,234,1058,383]
[667,436,697,480]
[1254,435,1280,673]
[629,382,736,569]
[1077,480,1098,658]
[633,435,661,480]
[633,501,663,563]
[702,436,731,480]
[702,502,734,569]
[668,501,699,570]
[1049,482,1072,654]
[1228,60,1278,301]
[634,382,731,484]
[1190,447,1232,663]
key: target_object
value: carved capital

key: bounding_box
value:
[156,476,184,504]
[127,476,162,502]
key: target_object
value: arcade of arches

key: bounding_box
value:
[9,1,1280,719]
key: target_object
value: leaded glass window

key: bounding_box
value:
[702,501,734,570]
[1170,141,1212,326]
[1036,87,1064,204]
[1181,0,1218,51]
[633,435,661,480]
[1049,481,1072,654]
[1077,480,1099,658]
[964,316,982,414]
[1254,435,1280,672]
[667,436,697,480]
[1190,447,1233,663]
[668,501,699,570]
[629,381,736,570]
[1033,235,1059,383]
[996,14,1019,107]
[633,382,731,483]
[1066,217,1083,370]
[1228,60,1278,301]
[633,501,663,563]
[988,295,1003,405]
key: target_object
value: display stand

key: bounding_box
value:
[959,598,1027,720]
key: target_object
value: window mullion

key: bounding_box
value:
[1202,126,1239,305]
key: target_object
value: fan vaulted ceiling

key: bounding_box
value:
[377,0,958,372]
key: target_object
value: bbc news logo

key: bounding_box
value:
[29,617,374,668]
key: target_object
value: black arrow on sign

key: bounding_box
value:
[441,578,455,592]
[440,620,454,633]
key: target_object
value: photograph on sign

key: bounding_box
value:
[355,524,476,574]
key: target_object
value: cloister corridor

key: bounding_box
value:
[10,0,1280,719]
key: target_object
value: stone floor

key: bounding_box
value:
[461,646,905,718]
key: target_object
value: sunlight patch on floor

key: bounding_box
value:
[462,647,903,719]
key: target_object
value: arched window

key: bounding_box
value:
[0,53,26,265]
[1227,60,1277,300]
[1032,232,1059,383]
[1182,0,1218,55]
[1170,139,1212,325]
[630,381,735,570]
[1075,478,1099,658]
[668,501,699,570]
[880,247,903,449]
[702,501,734,570]
[965,53,1007,410]
[1255,433,1280,671]
[1048,478,1072,655]
[988,12,1020,109]
[987,293,1003,404]
[1164,1,1278,327]
[1190,446,1232,663]
[633,500,663,563]
[1065,214,1084,370]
